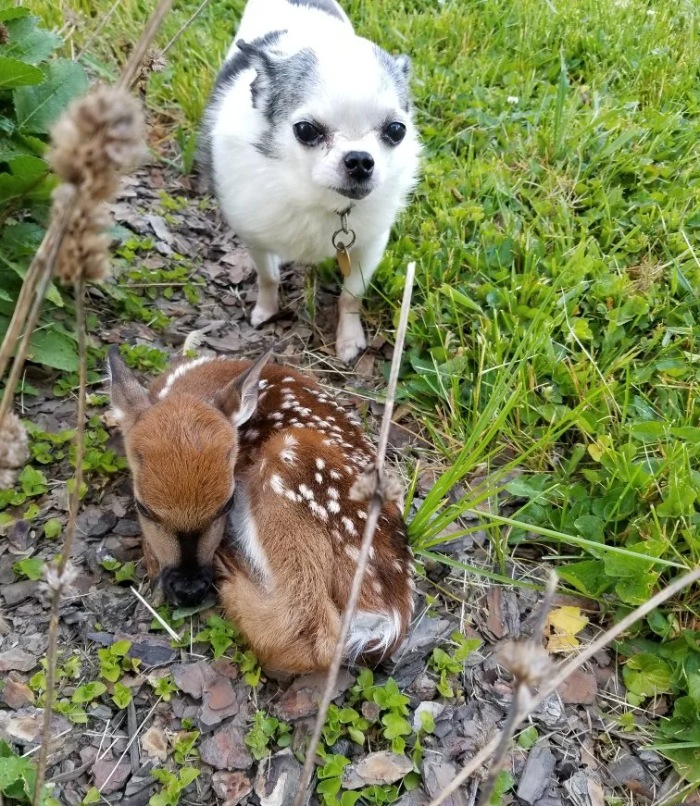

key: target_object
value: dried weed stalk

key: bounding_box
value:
[428,564,700,806]
[293,261,417,806]
[32,89,145,806]
[27,28,154,806]
[475,572,557,806]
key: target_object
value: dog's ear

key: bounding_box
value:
[394,55,411,79]
[237,38,277,110]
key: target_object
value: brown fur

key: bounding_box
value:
[112,352,414,673]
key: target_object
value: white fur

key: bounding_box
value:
[158,356,214,399]
[229,483,273,583]
[345,609,403,662]
[205,0,420,362]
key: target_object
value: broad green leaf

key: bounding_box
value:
[517,725,539,749]
[628,421,665,443]
[178,767,200,788]
[72,681,107,703]
[0,7,31,23]
[14,58,88,133]
[622,654,673,701]
[27,327,78,372]
[0,56,43,89]
[112,682,133,709]
[616,573,657,606]
[13,556,44,581]
[82,787,101,804]
[111,640,132,656]
[558,559,609,597]
[44,518,62,539]
[4,16,62,64]
[0,154,52,204]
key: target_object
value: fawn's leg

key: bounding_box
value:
[217,565,340,673]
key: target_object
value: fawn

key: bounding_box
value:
[108,347,414,672]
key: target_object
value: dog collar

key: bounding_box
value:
[332,206,356,279]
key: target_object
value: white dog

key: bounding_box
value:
[199,0,420,362]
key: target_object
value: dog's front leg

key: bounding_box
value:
[336,232,389,363]
[249,248,280,327]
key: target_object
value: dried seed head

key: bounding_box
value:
[49,85,147,203]
[350,463,403,503]
[51,186,111,283]
[0,412,29,489]
[146,48,166,73]
[497,640,554,688]
[41,560,79,598]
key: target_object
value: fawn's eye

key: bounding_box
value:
[382,121,406,145]
[293,121,325,146]
[135,499,158,522]
[218,492,236,518]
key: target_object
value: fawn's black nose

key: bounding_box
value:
[162,566,213,607]
[344,151,374,181]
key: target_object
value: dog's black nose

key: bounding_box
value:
[162,567,213,607]
[344,151,374,181]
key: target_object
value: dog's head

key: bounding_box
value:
[239,32,420,205]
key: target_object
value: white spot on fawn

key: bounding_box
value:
[269,474,286,495]
[309,501,328,521]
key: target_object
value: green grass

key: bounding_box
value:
[26,0,700,789]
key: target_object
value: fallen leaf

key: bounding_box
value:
[546,606,588,653]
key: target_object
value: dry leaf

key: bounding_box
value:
[546,606,588,653]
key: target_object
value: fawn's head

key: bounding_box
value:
[108,347,271,606]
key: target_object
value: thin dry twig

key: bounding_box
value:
[475,572,557,806]
[130,586,180,640]
[162,0,212,54]
[32,278,87,806]
[117,0,173,89]
[76,0,122,59]
[428,564,700,806]
[293,261,417,806]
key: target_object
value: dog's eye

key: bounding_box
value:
[135,499,158,521]
[294,121,324,146]
[383,121,406,145]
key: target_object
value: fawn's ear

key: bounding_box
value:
[215,348,274,427]
[108,346,151,432]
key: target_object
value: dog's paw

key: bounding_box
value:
[336,319,367,363]
[251,302,278,327]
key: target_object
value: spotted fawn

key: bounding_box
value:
[108,347,414,673]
